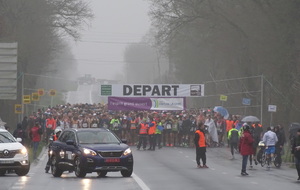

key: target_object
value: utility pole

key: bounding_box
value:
[260,75,264,126]
[21,72,24,121]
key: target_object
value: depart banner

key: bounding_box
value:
[108,97,186,111]
[101,84,204,97]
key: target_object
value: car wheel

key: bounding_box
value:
[0,169,6,176]
[121,168,133,177]
[51,156,63,177]
[15,164,30,176]
[74,157,86,178]
[97,171,107,177]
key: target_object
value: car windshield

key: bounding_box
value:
[0,132,16,143]
[77,131,120,144]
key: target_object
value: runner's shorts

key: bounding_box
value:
[265,146,275,154]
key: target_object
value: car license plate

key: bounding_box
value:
[0,160,14,164]
[105,158,120,163]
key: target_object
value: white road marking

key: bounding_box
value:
[11,187,23,189]
[185,156,189,158]
[179,151,183,154]
[14,183,24,185]
[251,182,258,185]
[222,172,227,175]
[132,172,151,190]
[210,168,216,170]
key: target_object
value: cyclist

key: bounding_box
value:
[262,126,278,168]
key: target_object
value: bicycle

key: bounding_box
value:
[260,146,280,169]
[260,150,271,169]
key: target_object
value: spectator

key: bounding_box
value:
[30,120,42,160]
[291,129,300,180]
[13,123,25,144]
[239,124,254,176]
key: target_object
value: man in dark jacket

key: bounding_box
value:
[291,129,300,180]
[13,123,25,144]
[275,125,285,167]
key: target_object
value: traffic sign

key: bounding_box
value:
[220,95,228,102]
[23,99,31,104]
[23,95,31,104]
[38,89,44,96]
[101,85,112,96]
[23,95,30,100]
[32,92,39,101]
[268,105,277,112]
[49,89,56,96]
[242,98,251,105]
[14,104,22,114]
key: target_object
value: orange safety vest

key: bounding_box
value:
[46,118,56,130]
[226,120,234,132]
[139,123,148,134]
[148,121,156,135]
[195,130,206,147]
[130,120,137,130]
[53,134,58,141]
[252,124,262,128]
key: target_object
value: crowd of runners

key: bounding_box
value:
[13,103,246,149]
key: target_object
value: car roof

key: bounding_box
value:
[64,128,110,133]
[0,128,8,132]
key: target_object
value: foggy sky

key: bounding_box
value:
[70,0,151,80]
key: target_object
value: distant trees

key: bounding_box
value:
[148,0,300,125]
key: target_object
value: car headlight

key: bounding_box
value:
[123,148,132,156]
[83,148,97,156]
[20,147,28,155]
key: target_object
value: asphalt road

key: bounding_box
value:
[0,146,299,190]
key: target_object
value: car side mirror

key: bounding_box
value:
[121,139,127,144]
[16,138,22,142]
[66,140,75,146]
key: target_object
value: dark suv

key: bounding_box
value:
[49,128,133,178]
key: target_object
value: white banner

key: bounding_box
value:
[101,84,204,97]
[150,98,185,110]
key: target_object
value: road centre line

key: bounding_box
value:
[11,187,23,189]
[132,172,151,190]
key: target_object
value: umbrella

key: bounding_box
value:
[241,116,260,123]
[213,106,229,119]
